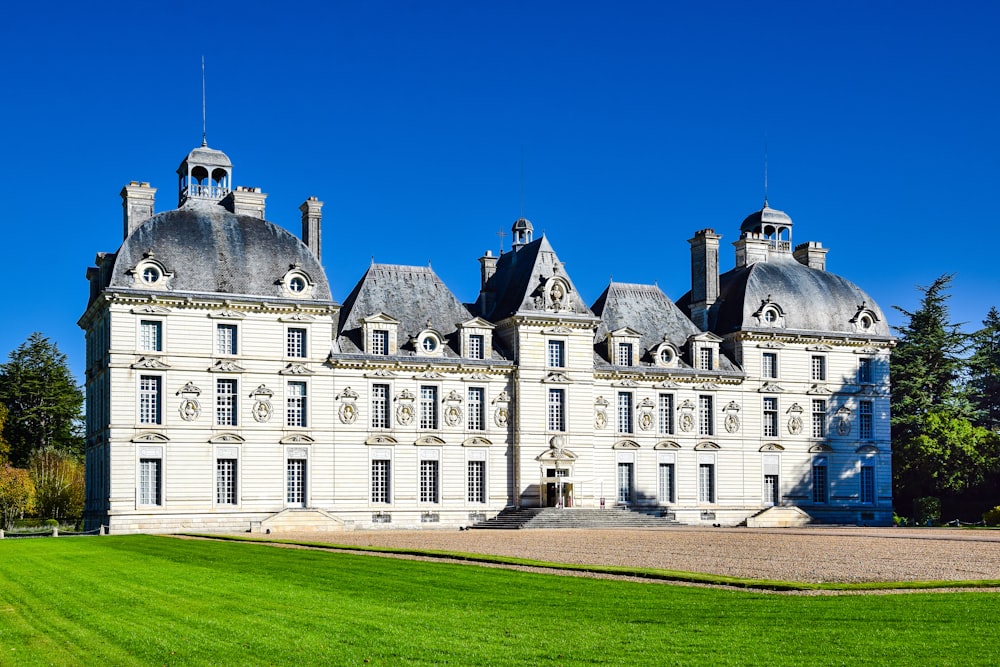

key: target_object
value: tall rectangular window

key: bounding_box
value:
[698,463,715,503]
[811,355,826,381]
[617,392,633,434]
[467,387,485,430]
[419,386,438,429]
[812,399,827,438]
[617,462,634,504]
[548,389,565,431]
[547,340,565,368]
[858,358,873,383]
[216,458,237,505]
[139,320,162,352]
[658,394,674,435]
[287,382,307,427]
[658,463,675,503]
[216,379,237,426]
[762,352,778,379]
[812,462,827,503]
[420,460,439,503]
[286,458,306,506]
[371,459,390,503]
[216,324,237,355]
[698,395,714,436]
[139,458,162,506]
[860,465,875,504]
[371,384,390,429]
[859,400,873,439]
[371,329,389,356]
[763,397,778,438]
[287,327,307,358]
[468,334,484,360]
[467,460,486,503]
[139,375,162,424]
[698,348,714,371]
[617,343,633,366]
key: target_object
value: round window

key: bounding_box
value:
[659,347,675,365]
[763,308,778,324]
[422,337,438,353]
[859,314,872,330]
[289,276,306,293]
[141,266,161,284]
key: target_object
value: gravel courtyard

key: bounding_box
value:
[269,526,1000,584]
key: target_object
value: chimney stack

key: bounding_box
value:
[734,232,770,268]
[121,182,157,239]
[478,250,498,315]
[793,241,828,271]
[222,186,268,219]
[300,197,323,261]
[688,228,721,330]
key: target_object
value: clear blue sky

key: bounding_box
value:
[2,1,998,380]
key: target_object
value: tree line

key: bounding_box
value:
[0,333,84,529]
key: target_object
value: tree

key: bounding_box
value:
[967,307,1000,432]
[28,447,85,521]
[0,465,35,530]
[0,404,10,464]
[890,275,976,513]
[0,333,84,467]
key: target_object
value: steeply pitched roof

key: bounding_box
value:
[478,236,595,321]
[336,263,491,357]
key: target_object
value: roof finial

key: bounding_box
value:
[496,228,507,255]
[763,133,769,208]
[201,56,208,147]
[520,145,525,220]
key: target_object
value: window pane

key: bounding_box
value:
[419,386,438,429]
[139,376,161,424]
[139,458,161,505]
[216,379,237,426]
[658,394,674,435]
[140,320,162,352]
[659,463,674,503]
[371,459,390,503]
[467,460,486,503]
[617,392,632,434]
[548,389,565,431]
[216,458,237,504]
[371,384,389,429]
[547,340,565,368]
[287,328,307,358]
[420,460,439,503]
[217,324,237,355]
[469,335,484,360]
[467,388,484,430]
[698,396,713,435]
[287,382,307,427]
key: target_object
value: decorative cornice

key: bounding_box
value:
[132,356,170,370]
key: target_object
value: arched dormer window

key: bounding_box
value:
[279,266,314,298]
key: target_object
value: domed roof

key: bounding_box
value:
[109,201,331,301]
[511,217,533,232]
[740,202,793,234]
[179,143,232,170]
[710,256,890,337]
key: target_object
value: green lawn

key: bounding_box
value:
[0,536,998,666]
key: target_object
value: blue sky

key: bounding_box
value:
[2,1,998,380]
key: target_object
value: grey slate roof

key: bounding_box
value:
[477,235,595,321]
[107,200,332,301]
[337,263,503,358]
[740,203,793,234]
[592,282,739,371]
[678,254,891,337]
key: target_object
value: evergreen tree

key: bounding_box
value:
[0,333,84,467]
[890,275,972,511]
[968,307,1000,432]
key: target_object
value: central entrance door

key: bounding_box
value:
[764,474,779,507]
[545,468,570,507]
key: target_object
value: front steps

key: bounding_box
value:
[471,507,682,530]
[252,508,350,534]
[744,506,813,528]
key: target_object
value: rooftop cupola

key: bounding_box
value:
[177,142,233,207]
[739,201,793,252]
[511,217,533,249]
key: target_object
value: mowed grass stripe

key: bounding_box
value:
[0,536,996,666]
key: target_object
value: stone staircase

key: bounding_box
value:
[471,507,682,530]
[744,505,813,528]
[252,508,349,534]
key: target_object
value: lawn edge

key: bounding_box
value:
[175,533,1000,593]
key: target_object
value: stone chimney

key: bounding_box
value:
[222,186,268,219]
[121,182,156,239]
[688,229,721,330]
[734,232,770,268]
[300,197,323,261]
[793,241,828,271]
[478,250,498,315]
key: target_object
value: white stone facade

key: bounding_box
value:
[80,146,892,533]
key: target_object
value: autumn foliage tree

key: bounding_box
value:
[28,447,85,521]
[0,465,35,530]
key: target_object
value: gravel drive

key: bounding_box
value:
[267,526,1000,584]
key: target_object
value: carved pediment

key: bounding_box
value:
[209,433,245,444]
[758,382,785,393]
[637,397,656,409]
[786,403,804,414]
[210,309,245,319]
[465,372,491,381]
[696,382,720,391]
[280,434,315,445]
[280,363,314,375]
[543,371,572,383]
[209,359,245,373]
[462,436,493,446]
[809,443,834,453]
[759,443,785,452]
[176,382,201,397]
[856,444,879,454]
[131,304,171,315]
[613,378,640,387]
[415,370,445,379]
[132,356,170,370]
[806,344,833,351]
[542,326,573,334]
[694,441,721,450]
[131,432,169,443]
[807,384,833,395]
[654,380,681,389]
[654,440,681,450]
[366,369,397,378]
[366,435,399,445]
[416,435,446,446]
[757,341,786,349]
[280,312,316,322]
[251,384,274,398]
[338,387,360,400]
[612,440,640,450]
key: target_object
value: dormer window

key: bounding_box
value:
[652,340,678,368]
[753,299,785,328]
[699,348,714,371]
[288,276,306,293]
[361,313,400,356]
[415,329,444,357]
[280,267,313,298]
[142,266,161,284]
[468,335,483,360]
[617,343,633,367]
[607,328,641,367]
[688,332,723,373]
[130,257,173,291]
[457,318,494,362]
